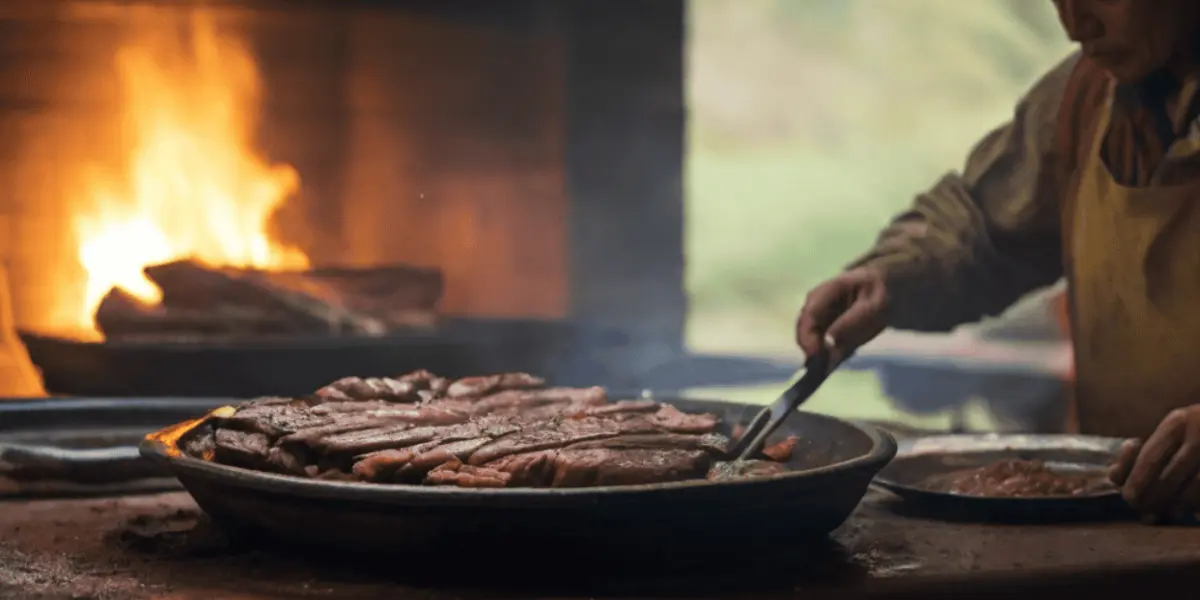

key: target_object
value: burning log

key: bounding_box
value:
[257,266,443,330]
[95,260,443,341]
[95,287,310,338]
[144,260,386,335]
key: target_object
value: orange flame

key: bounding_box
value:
[72,10,308,332]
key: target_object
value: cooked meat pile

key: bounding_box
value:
[925,459,1115,498]
[186,371,798,488]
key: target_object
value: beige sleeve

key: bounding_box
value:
[851,52,1080,332]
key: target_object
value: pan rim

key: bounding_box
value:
[874,432,1126,502]
[139,399,897,502]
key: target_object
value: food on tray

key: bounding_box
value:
[923,459,1115,498]
[183,370,800,488]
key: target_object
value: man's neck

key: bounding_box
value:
[1162,30,1200,128]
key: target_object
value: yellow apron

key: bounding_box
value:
[1068,82,1200,438]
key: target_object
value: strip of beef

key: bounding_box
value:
[570,399,660,417]
[225,400,468,444]
[314,423,430,455]
[446,372,545,398]
[464,448,712,488]
[399,437,508,477]
[352,449,411,481]
[465,417,624,466]
[350,420,526,482]
[324,414,526,456]
[219,398,388,437]
[760,435,799,462]
[417,397,478,415]
[233,396,293,409]
[425,460,512,488]
[315,376,428,403]
[490,398,664,423]
[707,460,788,482]
[552,448,712,487]
[316,370,451,403]
[266,445,310,476]
[282,404,472,447]
[468,386,607,416]
[478,450,556,486]
[213,429,272,470]
[279,417,405,447]
[464,407,722,467]
[494,398,639,421]
[218,401,312,437]
[565,432,731,456]
[647,404,719,434]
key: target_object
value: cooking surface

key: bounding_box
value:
[2,489,1199,599]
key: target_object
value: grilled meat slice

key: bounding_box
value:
[550,448,712,487]
[316,376,427,403]
[465,417,624,466]
[707,460,789,482]
[464,407,721,467]
[325,414,525,457]
[352,449,411,481]
[425,460,512,488]
[315,424,433,455]
[266,445,310,476]
[350,419,526,482]
[479,450,557,486]
[473,448,712,488]
[647,404,719,434]
[760,435,799,462]
[468,386,607,415]
[572,399,660,417]
[286,405,472,449]
[279,418,402,447]
[399,437,507,477]
[446,373,545,398]
[565,432,731,456]
[213,429,271,470]
[218,401,311,438]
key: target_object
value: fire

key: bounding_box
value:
[71,10,308,333]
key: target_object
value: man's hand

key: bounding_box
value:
[1109,405,1200,521]
[796,267,889,359]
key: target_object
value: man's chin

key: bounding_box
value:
[1099,62,1142,84]
[1092,58,1152,83]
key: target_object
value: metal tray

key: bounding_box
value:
[873,434,1132,522]
[19,317,583,397]
[0,397,232,498]
[140,397,896,567]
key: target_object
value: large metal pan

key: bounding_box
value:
[873,434,1133,523]
[0,397,231,497]
[140,397,896,570]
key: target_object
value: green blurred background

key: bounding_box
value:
[682,0,1072,426]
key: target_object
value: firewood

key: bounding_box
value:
[94,287,312,338]
[142,259,387,335]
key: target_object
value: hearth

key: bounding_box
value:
[0,0,796,397]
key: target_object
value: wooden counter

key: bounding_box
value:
[2,489,1198,599]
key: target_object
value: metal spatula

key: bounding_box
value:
[730,340,843,461]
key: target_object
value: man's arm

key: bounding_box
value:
[851,52,1080,332]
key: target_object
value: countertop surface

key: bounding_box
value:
[3,488,1199,600]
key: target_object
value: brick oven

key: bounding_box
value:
[0,0,763,398]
